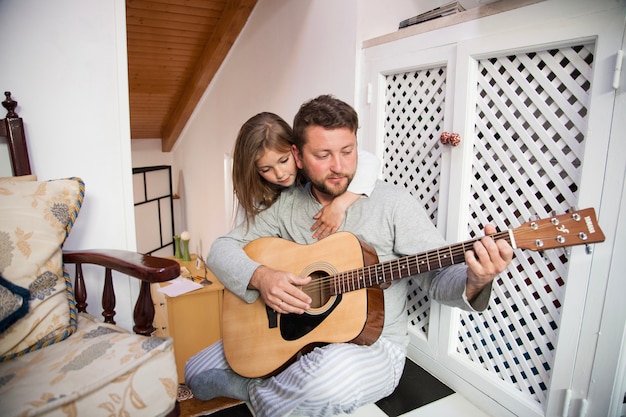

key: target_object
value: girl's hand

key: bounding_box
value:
[312,203,345,239]
[311,191,361,239]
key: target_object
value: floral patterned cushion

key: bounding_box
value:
[0,313,178,417]
[0,177,84,360]
[0,174,38,182]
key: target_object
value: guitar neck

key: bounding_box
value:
[329,207,605,295]
[331,231,512,295]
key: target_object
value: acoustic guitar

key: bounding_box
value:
[222,208,605,378]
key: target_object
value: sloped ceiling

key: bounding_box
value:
[126,0,257,151]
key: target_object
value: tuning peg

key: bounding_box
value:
[567,207,593,255]
[550,210,560,226]
[528,213,540,231]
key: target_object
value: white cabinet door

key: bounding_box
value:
[360,1,624,416]
[362,43,458,359]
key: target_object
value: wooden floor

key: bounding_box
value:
[178,395,243,417]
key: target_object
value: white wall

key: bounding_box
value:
[131,139,174,169]
[0,0,138,330]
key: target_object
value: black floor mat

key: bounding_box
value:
[202,403,253,416]
[375,359,454,417]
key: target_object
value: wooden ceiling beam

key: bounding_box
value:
[126,2,220,22]
[126,38,202,51]
[160,0,257,152]
[127,17,215,33]
[128,0,227,11]
[127,2,223,19]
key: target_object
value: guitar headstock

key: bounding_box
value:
[512,208,605,251]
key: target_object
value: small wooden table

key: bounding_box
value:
[152,254,224,383]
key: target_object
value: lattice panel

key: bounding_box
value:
[406,281,430,335]
[383,66,447,336]
[456,44,594,405]
[383,67,446,222]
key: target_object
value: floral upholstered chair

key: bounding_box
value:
[0,92,181,417]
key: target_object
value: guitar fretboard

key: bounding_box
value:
[330,231,512,295]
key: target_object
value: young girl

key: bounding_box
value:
[231,111,380,239]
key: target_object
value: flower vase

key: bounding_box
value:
[182,239,191,261]
[174,236,182,259]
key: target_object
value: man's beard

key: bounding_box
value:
[309,173,354,197]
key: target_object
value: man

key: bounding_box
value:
[185,95,513,417]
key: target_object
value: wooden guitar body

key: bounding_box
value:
[222,232,384,378]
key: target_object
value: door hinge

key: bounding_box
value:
[613,49,623,90]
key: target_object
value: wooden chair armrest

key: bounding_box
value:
[63,249,180,282]
[63,250,180,336]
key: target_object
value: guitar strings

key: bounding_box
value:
[299,230,513,295]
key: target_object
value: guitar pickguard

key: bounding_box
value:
[280,295,343,340]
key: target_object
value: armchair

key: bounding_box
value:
[0,91,181,416]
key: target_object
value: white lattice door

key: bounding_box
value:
[360,3,624,416]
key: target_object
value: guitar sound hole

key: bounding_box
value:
[307,270,332,309]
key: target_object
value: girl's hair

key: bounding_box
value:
[232,112,299,225]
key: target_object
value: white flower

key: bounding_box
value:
[180,231,190,240]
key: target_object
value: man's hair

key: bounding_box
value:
[292,94,359,151]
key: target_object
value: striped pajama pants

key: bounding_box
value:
[185,338,406,417]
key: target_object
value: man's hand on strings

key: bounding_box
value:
[464,224,514,301]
